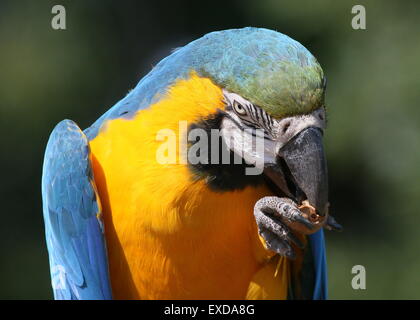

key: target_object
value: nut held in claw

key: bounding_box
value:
[293,200,327,235]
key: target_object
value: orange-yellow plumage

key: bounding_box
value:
[89,73,289,299]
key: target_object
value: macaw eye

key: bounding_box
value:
[233,101,247,115]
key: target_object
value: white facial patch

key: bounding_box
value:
[270,107,326,153]
[220,90,327,169]
[223,89,254,110]
[220,119,276,170]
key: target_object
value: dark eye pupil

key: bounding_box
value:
[234,104,244,112]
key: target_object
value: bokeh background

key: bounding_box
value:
[1,0,419,299]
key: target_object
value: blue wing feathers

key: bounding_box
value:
[42,120,112,299]
[308,229,328,300]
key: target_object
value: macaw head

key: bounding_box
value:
[179,28,328,217]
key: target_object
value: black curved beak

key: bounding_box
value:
[264,127,329,216]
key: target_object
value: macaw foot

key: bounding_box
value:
[254,197,342,259]
[325,214,343,231]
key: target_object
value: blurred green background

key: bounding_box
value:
[0,0,419,299]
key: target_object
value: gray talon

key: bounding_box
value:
[259,227,296,259]
[325,215,343,231]
[291,211,314,230]
[254,196,311,258]
[287,231,305,249]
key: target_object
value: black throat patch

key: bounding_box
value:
[187,110,265,192]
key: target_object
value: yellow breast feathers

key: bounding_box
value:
[89,73,289,299]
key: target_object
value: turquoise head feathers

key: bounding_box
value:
[86,27,326,139]
[196,28,326,118]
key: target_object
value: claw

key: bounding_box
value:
[255,209,303,249]
[325,215,343,231]
[287,230,305,249]
[266,214,305,249]
[265,197,315,230]
[254,196,313,258]
[288,209,314,230]
[259,227,296,258]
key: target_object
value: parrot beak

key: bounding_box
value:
[264,127,329,216]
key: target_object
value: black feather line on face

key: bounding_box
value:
[187,110,264,192]
[226,102,274,140]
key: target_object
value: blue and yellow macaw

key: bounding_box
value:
[41,27,341,300]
